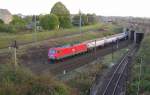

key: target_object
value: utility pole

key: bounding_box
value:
[112,41,114,62]
[32,15,37,43]
[34,15,37,42]
[14,47,17,66]
[79,10,82,34]
[137,57,142,95]
[95,40,97,57]
[116,38,119,49]
[11,40,18,66]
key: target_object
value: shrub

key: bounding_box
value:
[0,19,4,24]
[128,35,150,94]
[0,24,16,33]
[0,64,70,95]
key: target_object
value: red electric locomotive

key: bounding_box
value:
[48,43,88,60]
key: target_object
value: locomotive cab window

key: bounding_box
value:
[49,49,56,54]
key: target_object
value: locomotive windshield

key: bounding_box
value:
[49,49,56,54]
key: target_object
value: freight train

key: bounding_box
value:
[48,32,128,60]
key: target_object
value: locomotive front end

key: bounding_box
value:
[48,48,57,60]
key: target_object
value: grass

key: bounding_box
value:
[66,63,104,95]
[59,31,114,45]
[0,64,71,95]
[101,47,129,66]
[0,23,121,49]
[127,35,150,95]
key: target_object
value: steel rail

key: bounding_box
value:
[112,47,137,95]
[102,46,134,95]
[112,60,128,95]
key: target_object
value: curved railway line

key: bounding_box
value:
[90,44,139,95]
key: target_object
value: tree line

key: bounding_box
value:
[0,2,98,33]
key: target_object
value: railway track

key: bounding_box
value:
[22,40,131,75]
[90,44,138,95]
[0,30,107,64]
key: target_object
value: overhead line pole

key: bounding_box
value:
[14,47,17,66]
[137,57,142,95]
[95,40,96,57]
[79,10,82,35]
[34,15,37,43]
[11,40,18,67]
[112,41,114,62]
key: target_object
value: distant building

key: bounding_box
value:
[16,13,26,18]
[0,9,12,24]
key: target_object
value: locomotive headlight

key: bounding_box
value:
[49,55,55,59]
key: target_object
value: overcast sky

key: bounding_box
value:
[0,0,149,17]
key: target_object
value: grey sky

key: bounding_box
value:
[0,0,149,17]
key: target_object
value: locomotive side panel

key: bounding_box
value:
[55,48,73,59]
[73,44,88,54]
[49,43,88,60]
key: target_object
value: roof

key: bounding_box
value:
[0,9,11,16]
[0,9,12,24]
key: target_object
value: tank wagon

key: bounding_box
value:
[48,32,128,60]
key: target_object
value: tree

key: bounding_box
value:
[24,16,33,24]
[40,14,59,30]
[87,14,97,24]
[0,19,4,24]
[59,16,72,28]
[51,2,72,28]
[72,15,80,26]
[72,14,87,26]
[10,15,27,29]
[82,14,88,25]
[0,19,16,33]
[72,13,96,26]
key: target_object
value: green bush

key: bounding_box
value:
[128,35,150,94]
[0,19,4,24]
[53,84,69,95]
[0,64,70,95]
[0,24,16,33]
[40,14,59,30]
[0,15,28,33]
